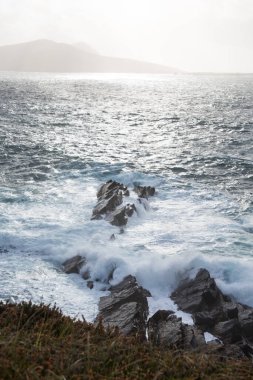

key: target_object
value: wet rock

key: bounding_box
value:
[62,255,86,274]
[106,204,137,226]
[193,311,217,329]
[183,325,206,349]
[125,203,137,217]
[134,185,155,198]
[97,275,149,339]
[92,192,123,219]
[92,180,133,222]
[170,268,240,334]
[142,288,152,297]
[97,180,125,200]
[148,310,205,350]
[238,308,253,341]
[225,304,239,319]
[87,280,94,290]
[82,269,90,280]
[148,310,183,347]
[171,269,227,315]
[106,206,128,226]
[171,268,253,356]
[213,319,241,344]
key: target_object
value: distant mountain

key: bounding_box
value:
[0,39,180,73]
[73,42,99,55]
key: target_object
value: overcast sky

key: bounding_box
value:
[1,0,253,72]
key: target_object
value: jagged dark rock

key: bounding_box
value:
[105,206,128,226]
[82,269,90,280]
[97,180,127,200]
[106,204,137,226]
[92,180,155,227]
[171,268,253,355]
[213,319,241,344]
[238,308,253,341]
[134,185,155,198]
[92,180,134,223]
[96,275,149,339]
[171,269,227,315]
[148,310,205,350]
[62,255,86,274]
[141,288,152,297]
[87,280,94,289]
[91,192,123,219]
[183,325,206,349]
[148,310,183,347]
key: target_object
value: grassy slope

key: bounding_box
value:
[0,302,252,380]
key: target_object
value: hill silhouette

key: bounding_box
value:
[0,39,180,73]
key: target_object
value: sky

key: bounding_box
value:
[0,0,253,72]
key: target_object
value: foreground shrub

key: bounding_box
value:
[0,302,252,379]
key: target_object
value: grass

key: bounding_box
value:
[0,302,252,379]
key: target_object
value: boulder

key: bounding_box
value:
[134,185,155,198]
[147,310,205,350]
[148,310,183,347]
[238,308,253,341]
[82,269,90,280]
[171,268,253,356]
[213,319,241,344]
[170,268,241,333]
[183,325,206,349]
[62,255,86,274]
[171,269,227,315]
[96,275,149,339]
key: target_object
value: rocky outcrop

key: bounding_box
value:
[96,275,149,339]
[62,255,86,274]
[97,180,128,200]
[134,185,155,198]
[91,190,123,220]
[105,204,137,226]
[171,269,227,316]
[147,310,205,350]
[171,268,253,355]
[91,180,155,228]
[91,180,138,227]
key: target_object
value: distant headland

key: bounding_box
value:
[0,39,180,74]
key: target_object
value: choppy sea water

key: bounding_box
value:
[0,72,252,321]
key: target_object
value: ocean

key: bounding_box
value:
[0,72,252,322]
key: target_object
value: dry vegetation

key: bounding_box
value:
[0,302,252,379]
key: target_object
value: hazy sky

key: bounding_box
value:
[1,0,253,72]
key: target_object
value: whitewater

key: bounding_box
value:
[0,72,252,322]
